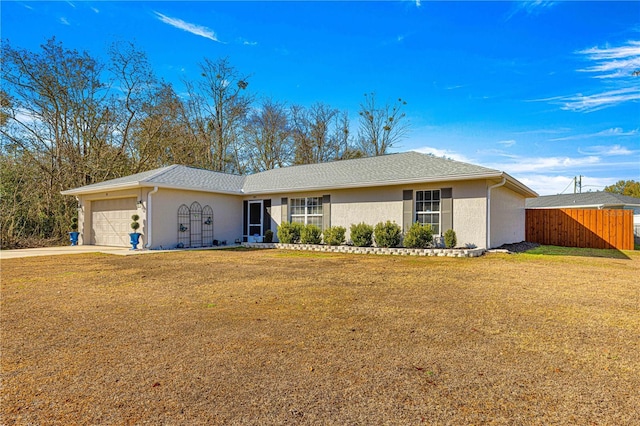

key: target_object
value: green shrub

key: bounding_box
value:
[263,229,273,243]
[323,226,346,246]
[70,216,78,231]
[373,220,402,248]
[444,229,457,249]
[130,214,140,232]
[350,222,373,247]
[277,222,303,244]
[300,224,322,244]
[403,222,434,248]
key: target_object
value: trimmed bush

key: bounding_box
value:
[263,229,274,243]
[373,220,402,248]
[350,222,373,247]
[70,217,79,231]
[130,214,140,232]
[403,222,434,249]
[277,222,303,244]
[300,224,322,244]
[323,226,346,246]
[444,229,457,249]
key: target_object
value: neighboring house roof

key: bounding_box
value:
[525,192,640,209]
[62,151,538,197]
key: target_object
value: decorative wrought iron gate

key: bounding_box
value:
[177,203,214,248]
[202,205,214,246]
[177,204,190,247]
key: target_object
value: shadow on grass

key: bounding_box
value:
[524,245,632,260]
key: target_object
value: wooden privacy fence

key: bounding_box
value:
[526,208,634,250]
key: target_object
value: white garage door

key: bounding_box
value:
[91,198,137,247]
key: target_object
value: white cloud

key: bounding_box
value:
[91,7,99,14]
[413,146,474,163]
[578,144,636,156]
[60,17,70,25]
[154,11,222,43]
[549,127,638,141]
[540,39,640,112]
[489,155,601,174]
[517,174,614,196]
[243,40,258,46]
[497,139,516,147]
[577,41,640,79]
[506,1,557,20]
[550,87,640,113]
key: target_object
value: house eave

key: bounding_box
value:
[61,182,243,196]
[527,203,639,210]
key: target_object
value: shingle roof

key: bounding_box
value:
[63,151,536,197]
[62,165,245,195]
[525,192,640,208]
[242,151,501,193]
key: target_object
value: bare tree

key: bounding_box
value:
[244,99,292,172]
[357,92,409,156]
[1,38,115,228]
[0,38,172,245]
[291,102,358,164]
[183,57,252,173]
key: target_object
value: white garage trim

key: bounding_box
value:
[91,198,137,247]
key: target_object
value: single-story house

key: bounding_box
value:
[61,151,537,249]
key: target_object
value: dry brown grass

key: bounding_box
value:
[2,248,639,424]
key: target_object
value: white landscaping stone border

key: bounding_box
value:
[242,242,485,258]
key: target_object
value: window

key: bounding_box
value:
[290,197,323,227]
[415,190,440,234]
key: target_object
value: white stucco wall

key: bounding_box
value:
[489,185,526,248]
[331,186,404,235]
[450,180,488,249]
[150,189,243,249]
[258,180,493,249]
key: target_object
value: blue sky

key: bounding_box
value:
[2,1,639,195]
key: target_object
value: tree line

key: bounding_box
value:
[0,38,409,248]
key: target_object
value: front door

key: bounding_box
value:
[248,200,263,239]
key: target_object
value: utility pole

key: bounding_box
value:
[573,175,582,193]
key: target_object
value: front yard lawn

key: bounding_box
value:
[2,249,639,424]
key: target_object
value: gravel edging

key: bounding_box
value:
[242,242,485,257]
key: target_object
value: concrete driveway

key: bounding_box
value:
[0,244,242,259]
[0,245,139,259]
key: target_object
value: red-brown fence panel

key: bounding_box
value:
[526,208,633,250]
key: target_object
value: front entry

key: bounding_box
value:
[243,199,272,242]
[248,200,263,240]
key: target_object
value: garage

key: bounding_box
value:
[91,198,137,247]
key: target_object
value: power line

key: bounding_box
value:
[559,178,574,194]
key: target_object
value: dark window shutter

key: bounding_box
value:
[280,197,288,224]
[322,195,331,230]
[242,200,248,238]
[441,188,453,232]
[402,190,413,232]
[263,200,271,234]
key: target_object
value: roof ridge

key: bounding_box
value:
[140,164,181,183]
